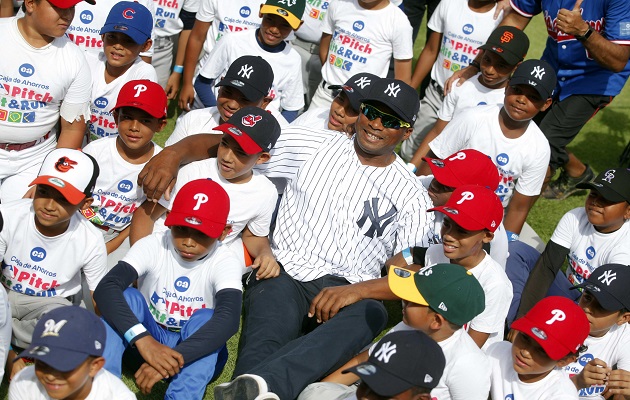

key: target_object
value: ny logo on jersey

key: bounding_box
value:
[238,64,254,80]
[545,309,566,325]
[134,84,147,98]
[354,76,372,89]
[357,198,397,238]
[456,191,474,204]
[41,319,68,337]
[374,341,396,363]
[598,270,617,286]
[242,114,262,127]
[278,0,297,6]
[384,83,401,97]
[602,169,615,183]
[193,193,209,210]
[531,66,545,80]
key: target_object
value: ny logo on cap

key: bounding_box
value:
[354,76,372,89]
[374,341,397,363]
[384,83,401,97]
[545,309,566,325]
[193,193,208,210]
[238,64,254,80]
[531,66,545,80]
[278,0,297,6]
[42,319,68,337]
[448,152,466,162]
[54,157,77,173]
[242,114,262,127]
[456,191,474,205]
[500,31,514,43]
[122,8,135,19]
[598,270,617,286]
[603,169,615,183]
[134,84,147,98]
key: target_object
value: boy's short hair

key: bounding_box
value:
[260,0,306,29]
[429,185,503,232]
[388,263,485,326]
[576,168,630,203]
[164,179,230,238]
[113,80,168,119]
[17,306,105,372]
[327,72,380,113]
[479,26,529,65]
[30,149,99,205]
[512,296,589,360]
[215,56,274,102]
[100,1,153,45]
[509,59,557,100]
[343,330,446,396]
[362,78,420,124]
[213,106,282,154]
[572,263,630,311]
[423,149,501,191]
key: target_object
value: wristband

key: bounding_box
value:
[124,323,147,343]
[576,27,593,42]
[173,65,184,73]
[469,60,481,70]
[405,162,417,173]
[506,230,520,242]
[402,247,414,265]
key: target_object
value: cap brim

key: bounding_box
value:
[215,78,265,102]
[100,25,149,45]
[572,283,627,311]
[575,182,627,203]
[344,362,412,397]
[328,84,362,112]
[30,176,86,205]
[260,5,302,29]
[388,266,429,306]
[164,211,224,239]
[428,205,486,231]
[113,100,166,119]
[422,157,460,188]
[511,317,568,361]
[361,99,413,124]
[17,345,90,372]
[508,77,550,100]
[213,123,263,155]
[479,44,522,65]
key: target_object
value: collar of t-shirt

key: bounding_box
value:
[255,29,287,53]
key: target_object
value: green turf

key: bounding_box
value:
[2,11,629,399]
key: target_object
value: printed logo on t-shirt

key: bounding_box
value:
[578,353,594,366]
[585,246,596,260]
[240,6,251,18]
[353,20,365,32]
[505,395,514,400]
[94,97,108,109]
[117,180,133,193]
[495,153,509,166]
[462,24,474,35]
[18,64,35,78]
[80,10,93,24]
[30,247,47,262]
[174,276,190,292]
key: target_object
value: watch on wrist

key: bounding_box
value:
[576,27,593,42]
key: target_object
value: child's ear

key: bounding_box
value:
[157,117,168,132]
[623,203,630,220]
[260,96,273,109]
[482,230,494,244]
[556,353,578,368]
[80,197,94,210]
[88,357,105,378]
[256,152,271,165]
[540,97,553,112]
[219,224,232,241]
[141,39,152,53]
[112,109,119,123]
[401,127,413,141]
[23,0,36,13]
[617,310,630,325]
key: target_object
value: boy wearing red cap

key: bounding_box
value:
[94,179,243,399]
[487,296,589,399]
[83,80,166,267]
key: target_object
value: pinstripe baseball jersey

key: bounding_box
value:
[258,127,435,283]
[510,0,630,100]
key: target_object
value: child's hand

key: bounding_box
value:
[603,369,630,397]
[251,253,280,280]
[135,362,164,395]
[7,351,26,381]
[134,335,184,379]
[575,359,610,389]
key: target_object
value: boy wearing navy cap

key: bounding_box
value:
[95,179,243,399]
[9,306,134,400]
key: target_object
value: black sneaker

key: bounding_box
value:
[542,165,595,200]
[214,374,268,400]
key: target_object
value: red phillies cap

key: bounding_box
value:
[113,80,167,118]
[48,0,95,8]
[423,149,500,191]
[164,179,230,239]
[512,296,589,360]
[429,185,503,232]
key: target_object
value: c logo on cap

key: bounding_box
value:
[456,191,474,204]
[193,193,209,210]
[133,84,147,98]
[546,309,566,325]
[122,8,135,19]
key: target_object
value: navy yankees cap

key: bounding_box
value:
[362,78,419,124]
[344,330,446,396]
[328,73,379,113]
[509,59,557,99]
[572,264,630,311]
[216,56,274,102]
[576,168,630,203]
[100,1,153,45]
[213,106,281,154]
[17,306,105,372]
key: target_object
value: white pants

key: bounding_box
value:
[292,37,322,108]
[0,288,12,382]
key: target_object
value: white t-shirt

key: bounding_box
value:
[0,200,107,297]
[437,73,506,122]
[487,341,579,400]
[153,0,200,37]
[67,0,156,57]
[384,322,491,400]
[564,324,630,399]
[198,30,305,112]
[296,1,330,43]
[428,0,501,88]
[9,366,136,400]
[291,106,331,130]
[86,52,158,141]
[83,136,162,232]
[123,231,242,329]
[196,0,263,67]
[0,18,91,143]
[321,0,413,85]
[429,104,550,207]
[425,246,512,349]
[551,208,630,287]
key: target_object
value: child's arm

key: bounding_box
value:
[129,200,167,245]
[179,19,212,111]
[106,226,130,254]
[503,190,534,237]
[467,329,490,349]
[165,29,191,100]
[410,31,442,89]
[319,33,332,65]
[241,227,280,280]
[416,149,438,177]
[393,58,412,85]
[409,118,449,172]
[321,349,369,385]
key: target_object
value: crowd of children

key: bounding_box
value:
[0,0,629,399]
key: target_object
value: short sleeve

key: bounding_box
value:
[121,234,162,277]
[62,51,92,105]
[198,32,231,79]
[509,0,543,18]
[428,112,472,158]
[603,0,630,43]
[446,350,491,399]
[321,0,335,35]
[427,0,448,33]
[549,208,581,249]
[82,230,108,290]
[245,182,278,237]
[513,137,550,197]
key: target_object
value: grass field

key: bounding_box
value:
[2,10,629,399]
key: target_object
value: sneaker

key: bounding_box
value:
[254,393,280,400]
[542,164,595,200]
[214,374,269,400]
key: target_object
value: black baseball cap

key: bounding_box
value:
[576,168,630,203]
[509,59,557,99]
[344,330,446,396]
[572,264,630,311]
[361,78,420,124]
[213,106,281,154]
[216,56,274,102]
[328,72,379,113]
[479,26,529,65]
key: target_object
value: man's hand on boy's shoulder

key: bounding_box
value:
[137,147,180,202]
[134,335,184,379]
[135,362,165,395]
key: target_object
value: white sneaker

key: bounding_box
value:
[214,374,269,400]
[254,393,280,400]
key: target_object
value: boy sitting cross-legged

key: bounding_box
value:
[94,179,243,398]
